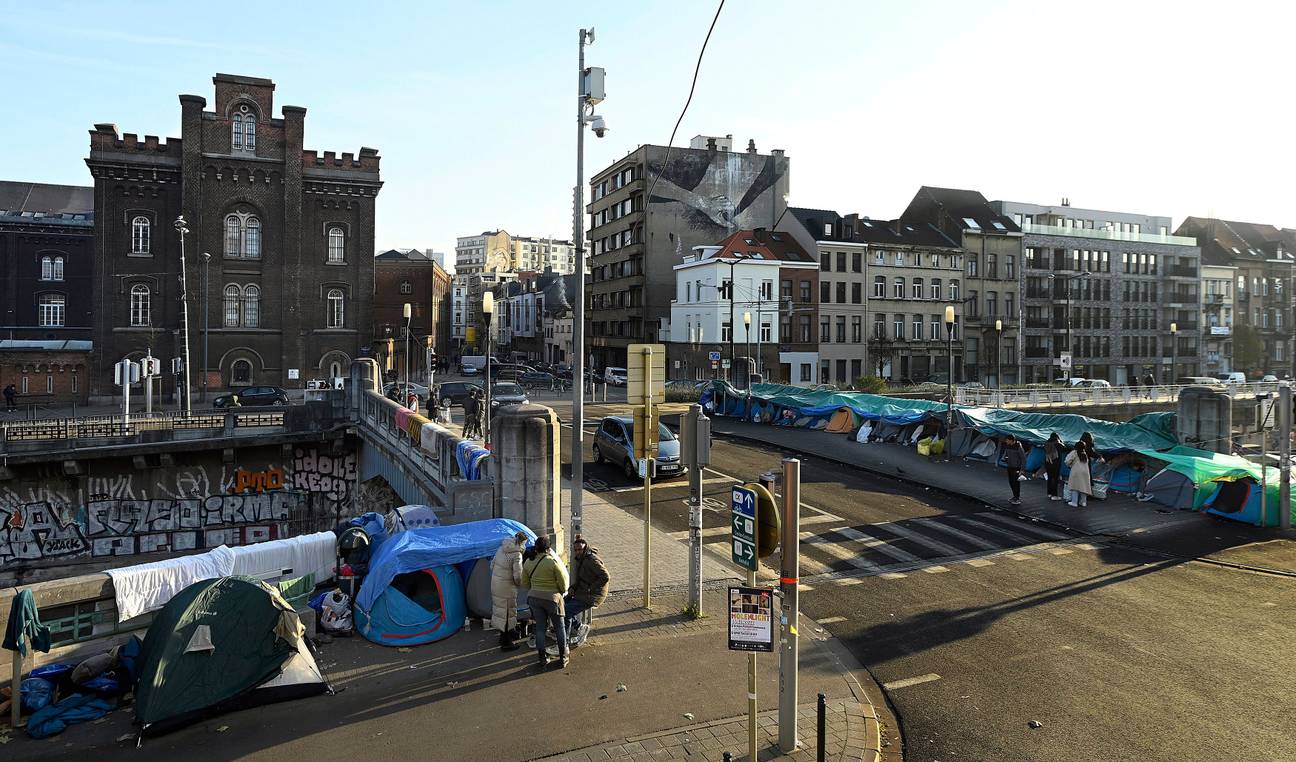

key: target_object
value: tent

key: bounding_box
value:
[134,576,327,736]
[355,519,535,646]
[956,408,1178,453]
[825,407,861,433]
[1203,478,1267,524]
[1144,467,1197,509]
[385,505,442,533]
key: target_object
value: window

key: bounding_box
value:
[232,113,242,149]
[894,252,904,267]
[760,322,771,342]
[893,314,904,339]
[40,255,64,281]
[129,284,150,326]
[244,284,260,328]
[233,106,256,150]
[836,282,846,303]
[820,319,830,342]
[131,216,150,254]
[799,316,811,342]
[949,280,960,300]
[852,252,862,273]
[873,315,885,339]
[400,280,413,295]
[968,255,978,277]
[986,291,997,317]
[893,277,905,298]
[800,281,811,303]
[837,252,847,271]
[852,283,862,304]
[224,214,261,258]
[968,290,978,317]
[912,278,924,299]
[913,315,923,340]
[224,285,241,327]
[930,278,942,300]
[873,276,886,298]
[930,315,940,340]
[836,316,846,343]
[327,289,346,328]
[244,113,256,150]
[231,359,253,385]
[821,282,831,304]
[820,252,831,271]
[852,316,862,342]
[800,364,812,382]
[987,254,997,279]
[1005,293,1015,319]
[328,227,345,263]
[38,294,64,327]
[722,321,733,342]
[1006,255,1016,279]
[781,279,792,299]
[246,218,260,258]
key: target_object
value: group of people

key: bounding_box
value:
[1000,431,1102,508]
[489,532,610,670]
[3,383,16,413]
[461,387,486,440]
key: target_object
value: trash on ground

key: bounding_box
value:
[616,683,628,692]
[1028,720,1043,729]
[216,725,230,733]
[683,712,694,721]
[115,733,135,743]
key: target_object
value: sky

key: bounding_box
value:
[2,0,1292,266]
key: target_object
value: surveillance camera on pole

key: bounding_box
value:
[590,115,609,138]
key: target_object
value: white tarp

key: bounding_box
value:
[229,531,336,583]
[107,545,236,622]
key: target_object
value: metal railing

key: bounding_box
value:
[0,409,285,443]
[955,382,1280,408]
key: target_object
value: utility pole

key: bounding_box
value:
[1281,382,1291,531]
[201,252,210,404]
[174,216,193,416]
[778,458,801,753]
[683,404,710,616]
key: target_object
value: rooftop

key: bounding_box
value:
[682,228,814,266]
[1176,216,1296,266]
[0,181,95,226]
[901,186,1021,236]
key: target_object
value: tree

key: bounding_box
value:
[1232,323,1264,374]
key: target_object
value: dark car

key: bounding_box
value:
[436,381,482,407]
[213,386,289,408]
[519,371,558,388]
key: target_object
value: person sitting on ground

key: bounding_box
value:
[1002,434,1026,506]
[564,535,609,645]
[521,535,570,670]
[490,531,529,652]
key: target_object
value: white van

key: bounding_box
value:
[604,367,627,386]
[1214,372,1246,384]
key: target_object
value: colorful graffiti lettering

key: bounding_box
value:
[231,467,286,494]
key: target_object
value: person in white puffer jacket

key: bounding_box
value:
[490,531,528,651]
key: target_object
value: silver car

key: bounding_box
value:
[489,382,529,408]
[592,415,685,480]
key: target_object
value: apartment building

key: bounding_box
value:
[1201,264,1237,373]
[586,135,790,369]
[1175,217,1295,378]
[779,208,964,385]
[993,200,1202,384]
[454,230,575,276]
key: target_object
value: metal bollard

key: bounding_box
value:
[817,692,827,762]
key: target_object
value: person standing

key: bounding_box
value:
[463,388,480,439]
[1065,446,1092,508]
[1143,371,1156,399]
[564,536,609,645]
[490,531,528,652]
[3,383,16,413]
[1002,435,1026,506]
[1042,433,1064,501]
[522,535,570,669]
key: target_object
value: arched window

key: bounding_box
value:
[399,280,412,295]
[40,256,52,281]
[328,227,345,263]
[231,114,243,149]
[130,284,150,326]
[225,215,241,256]
[52,256,63,281]
[224,284,241,327]
[243,113,256,151]
[243,284,260,328]
[231,359,252,385]
[131,216,150,254]
[245,217,261,258]
[38,294,64,327]
[327,289,345,328]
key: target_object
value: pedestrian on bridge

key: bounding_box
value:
[3,383,15,413]
[490,531,529,652]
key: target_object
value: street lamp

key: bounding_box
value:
[482,291,494,448]
[944,305,955,445]
[201,252,210,404]
[995,319,1003,391]
[1170,321,1178,384]
[571,25,608,536]
[1047,270,1091,385]
[743,311,751,389]
[174,216,193,416]
[403,303,412,409]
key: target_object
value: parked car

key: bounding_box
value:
[493,364,536,382]
[213,386,289,408]
[603,366,627,386]
[1178,376,1226,388]
[489,382,529,408]
[436,381,482,407]
[592,415,685,480]
[519,371,560,389]
[383,381,432,404]
[959,381,986,390]
[1214,372,1246,384]
[1075,379,1111,389]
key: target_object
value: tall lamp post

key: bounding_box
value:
[1048,270,1091,384]
[743,311,751,389]
[201,252,210,404]
[174,216,193,416]
[1170,321,1178,384]
[944,305,956,453]
[403,303,412,408]
[571,26,608,536]
[995,319,1003,390]
[482,291,494,447]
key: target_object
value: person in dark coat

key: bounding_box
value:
[1042,432,1065,501]
[564,535,609,642]
[3,383,16,413]
[1002,435,1026,505]
[463,389,481,439]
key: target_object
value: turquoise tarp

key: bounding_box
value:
[956,408,1178,453]
[1136,445,1292,518]
[704,381,950,425]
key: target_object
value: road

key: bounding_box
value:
[550,399,1296,762]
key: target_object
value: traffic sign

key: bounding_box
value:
[708,351,722,361]
[731,485,758,571]
[1059,352,1072,371]
[627,343,666,405]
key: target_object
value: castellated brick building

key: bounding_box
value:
[85,73,381,399]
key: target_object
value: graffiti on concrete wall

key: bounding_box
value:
[0,444,352,568]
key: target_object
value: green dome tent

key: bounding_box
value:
[134,576,328,736]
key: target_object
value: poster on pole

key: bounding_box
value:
[727,586,774,652]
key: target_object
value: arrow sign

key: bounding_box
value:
[731,486,758,571]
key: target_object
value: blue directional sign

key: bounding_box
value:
[731,485,758,571]
[709,350,722,362]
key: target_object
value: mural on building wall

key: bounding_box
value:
[0,444,356,568]
[646,150,787,236]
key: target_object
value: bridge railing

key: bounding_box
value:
[954,382,1279,408]
[0,408,288,445]
[357,389,490,487]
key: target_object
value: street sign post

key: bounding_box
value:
[731,486,758,571]
[682,405,711,617]
[114,359,141,434]
[629,343,664,608]
[1059,352,1072,371]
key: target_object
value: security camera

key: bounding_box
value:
[591,115,609,138]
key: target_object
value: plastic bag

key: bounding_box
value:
[320,589,353,634]
[917,437,932,457]
[21,677,55,713]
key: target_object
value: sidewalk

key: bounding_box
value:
[710,417,1296,573]
[2,591,886,762]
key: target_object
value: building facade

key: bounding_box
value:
[454,230,571,277]
[85,73,381,398]
[372,249,450,384]
[1175,217,1294,378]
[901,187,1021,385]
[586,136,790,369]
[1201,264,1237,374]
[993,201,1202,384]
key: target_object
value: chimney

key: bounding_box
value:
[706,137,717,151]
[747,139,757,154]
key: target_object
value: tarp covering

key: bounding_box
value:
[356,519,535,611]
[1136,445,1293,521]
[704,381,950,425]
[955,408,1178,453]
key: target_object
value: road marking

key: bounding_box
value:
[879,572,907,580]
[871,520,965,557]
[836,577,863,585]
[964,558,995,568]
[951,514,1039,545]
[922,565,950,574]
[1006,552,1033,561]
[818,616,846,624]
[911,516,1002,550]
[883,673,941,690]
[835,527,922,564]
[1073,542,1105,551]
[801,531,884,573]
[978,511,1069,540]
[1049,547,1076,555]
[799,583,815,591]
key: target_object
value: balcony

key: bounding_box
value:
[1024,347,1051,359]
[1020,222,1197,247]
[1024,317,1050,329]
[1166,265,1198,278]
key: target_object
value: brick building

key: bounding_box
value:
[85,73,381,400]
[372,248,451,384]
[0,181,96,404]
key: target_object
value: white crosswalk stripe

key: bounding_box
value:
[801,531,884,573]
[834,527,922,564]
[872,520,966,557]
[911,516,1002,550]
[977,511,1070,540]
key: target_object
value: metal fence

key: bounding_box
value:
[0,409,286,443]
[954,382,1279,408]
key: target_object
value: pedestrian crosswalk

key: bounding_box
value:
[705,510,1089,580]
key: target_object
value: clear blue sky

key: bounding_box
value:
[2,1,1289,261]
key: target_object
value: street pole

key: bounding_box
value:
[945,305,955,456]
[175,216,193,416]
[570,27,592,536]
[642,345,653,609]
[201,252,209,404]
[1281,382,1291,531]
[778,457,801,753]
[144,347,154,415]
[744,311,751,389]
[483,291,494,447]
[403,303,412,409]
[683,404,709,616]
[728,259,737,385]
[1171,322,1179,385]
[748,564,758,762]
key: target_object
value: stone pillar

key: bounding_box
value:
[1177,386,1232,453]
[493,403,563,549]
[350,358,381,419]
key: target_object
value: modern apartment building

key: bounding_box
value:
[1175,217,1295,378]
[993,200,1202,384]
[585,135,790,369]
[901,188,1020,385]
[454,230,575,276]
[779,208,964,385]
[1201,264,1237,374]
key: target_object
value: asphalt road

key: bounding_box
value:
[552,405,1296,762]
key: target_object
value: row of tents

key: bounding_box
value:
[702,380,1294,527]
